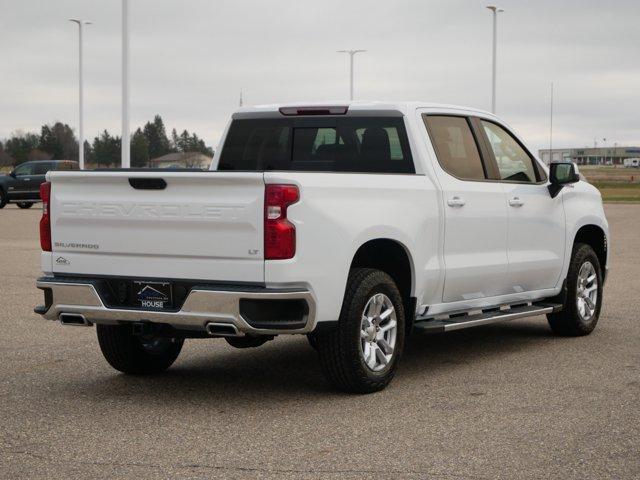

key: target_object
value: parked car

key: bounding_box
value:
[34,102,609,393]
[0,160,78,209]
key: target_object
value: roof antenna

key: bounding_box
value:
[239,89,243,107]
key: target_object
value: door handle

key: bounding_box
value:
[447,196,466,208]
[22,178,31,181]
[509,196,524,207]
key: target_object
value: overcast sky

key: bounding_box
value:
[1,0,639,154]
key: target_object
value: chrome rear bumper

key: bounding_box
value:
[36,277,316,336]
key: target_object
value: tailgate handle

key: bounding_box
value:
[128,178,167,190]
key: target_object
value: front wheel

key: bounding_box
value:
[547,243,603,336]
[314,268,405,393]
[16,202,34,209]
[96,324,183,374]
[0,190,6,209]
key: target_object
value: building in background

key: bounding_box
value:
[539,146,640,165]
[148,152,212,169]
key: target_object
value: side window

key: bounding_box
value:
[423,115,486,180]
[55,161,76,171]
[481,121,538,183]
[13,163,34,176]
[33,163,51,175]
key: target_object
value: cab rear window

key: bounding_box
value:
[218,117,414,174]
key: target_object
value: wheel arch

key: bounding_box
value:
[573,224,608,280]
[349,238,416,331]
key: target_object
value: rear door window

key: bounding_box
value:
[218,117,414,174]
[423,115,487,180]
[33,163,51,175]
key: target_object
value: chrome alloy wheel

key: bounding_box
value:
[360,293,397,372]
[576,261,598,321]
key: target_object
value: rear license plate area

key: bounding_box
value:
[133,281,173,310]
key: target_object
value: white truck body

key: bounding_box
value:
[39,102,608,324]
[35,102,609,391]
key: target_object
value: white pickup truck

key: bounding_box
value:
[35,102,609,393]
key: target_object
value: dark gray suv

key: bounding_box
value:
[0,160,78,209]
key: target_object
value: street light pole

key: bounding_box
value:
[337,50,366,100]
[69,19,91,169]
[121,0,130,168]
[486,6,504,114]
[549,82,554,163]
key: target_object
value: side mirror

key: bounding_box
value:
[9,170,16,178]
[548,162,579,198]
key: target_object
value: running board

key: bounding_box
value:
[413,303,562,334]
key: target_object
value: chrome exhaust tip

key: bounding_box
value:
[59,313,92,327]
[205,322,243,337]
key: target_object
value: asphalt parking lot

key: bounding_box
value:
[0,203,638,479]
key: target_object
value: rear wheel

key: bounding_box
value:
[547,243,603,336]
[0,190,6,209]
[96,324,183,374]
[314,268,405,393]
[17,202,34,209]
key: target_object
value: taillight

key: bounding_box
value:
[264,184,299,260]
[39,182,51,251]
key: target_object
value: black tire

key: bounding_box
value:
[306,333,318,350]
[314,268,405,394]
[0,190,6,209]
[547,243,603,336]
[17,202,34,209]
[96,324,183,374]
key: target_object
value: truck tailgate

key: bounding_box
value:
[48,171,265,282]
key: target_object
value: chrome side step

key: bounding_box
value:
[413,303,562,334]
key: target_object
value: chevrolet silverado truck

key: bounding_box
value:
[35,102,609,393]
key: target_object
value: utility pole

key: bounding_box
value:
[337,50,366,100]
[486,6,504,114]
[69,19,91,169]
[121,0,130,168]
[549,82,554,163]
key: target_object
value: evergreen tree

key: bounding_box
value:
[142,115,172,159]
[84,140,94,166]
[5,131,40,165]
[171,128,180,152]
[92,130,121,167]
[131,128,150,167]
[38,122,78,160]
[179,129,190,152]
